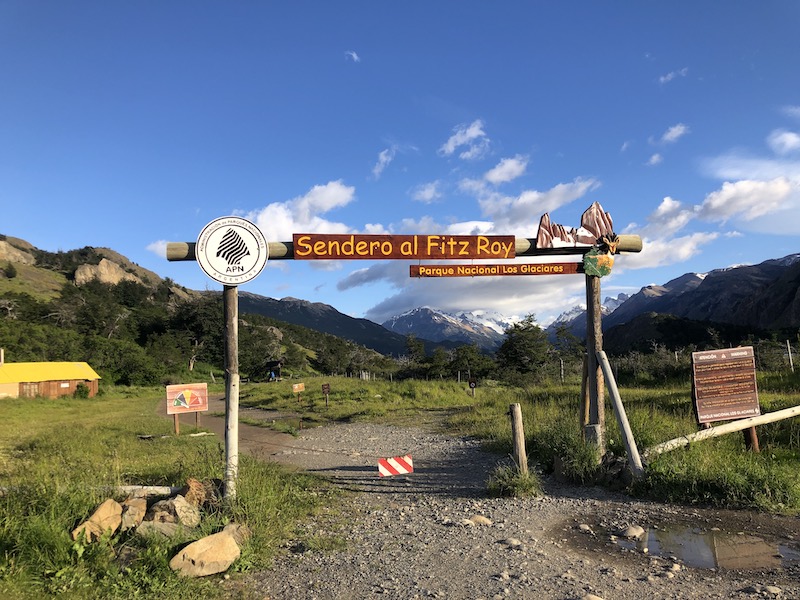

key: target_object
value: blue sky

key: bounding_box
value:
[2,2,799,326]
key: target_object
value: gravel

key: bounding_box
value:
[223,421,800,600]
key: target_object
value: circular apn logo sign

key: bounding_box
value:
[196,217,269,285]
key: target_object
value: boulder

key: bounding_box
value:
[148,494,201,528]
[72,498,123,542]
[169,530,241,577]
[120,497,147,532]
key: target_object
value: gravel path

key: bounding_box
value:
[216,420,800,600]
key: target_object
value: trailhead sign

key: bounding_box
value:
[692,347,760,424]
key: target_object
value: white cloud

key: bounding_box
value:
[697,178,795,223]
[484,155,528,185]
[620,140,632,152]
[246,180,355,241]
[620,232,719,270]
[647,196,695,237]
[659,67,688,84]
[146,240,168,257]
[767,129,800,155]
[438,119,490,160]
[661,123,690,143]
[782,105,800,120]
[372,147,396,179]
[411,181,442,203]
[344,50,360,63]
[647,153,663,166]
[477,177,600,234]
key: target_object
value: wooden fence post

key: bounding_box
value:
[509,403,528,475]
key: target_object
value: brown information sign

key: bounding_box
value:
[293,234,515,260]
[410,262,583,278]
[692,346,760,424]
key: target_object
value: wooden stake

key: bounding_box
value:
[509,403,528,475]
[223,285,240,500]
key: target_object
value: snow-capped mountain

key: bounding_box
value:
[382,307,505,350]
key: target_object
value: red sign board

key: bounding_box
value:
[692,347,760,424]
[166,383,209,415]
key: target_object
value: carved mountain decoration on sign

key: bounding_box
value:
[536,202,615,249]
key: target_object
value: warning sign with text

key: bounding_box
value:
[692,347,760,424]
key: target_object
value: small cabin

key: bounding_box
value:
[0,352,101,399]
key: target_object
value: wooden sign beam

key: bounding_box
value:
[166,234,642,262]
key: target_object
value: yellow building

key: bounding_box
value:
[0,358,101,399]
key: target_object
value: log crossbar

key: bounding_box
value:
[166,235,643,262]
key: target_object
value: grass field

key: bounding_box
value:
[1,373,799,598]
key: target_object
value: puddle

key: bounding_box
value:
[614,525,800,570]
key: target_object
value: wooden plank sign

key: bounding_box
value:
[292,383,305,394]
[166,383,209,414]
[378,454,414,477]
[410,262,583,277]
[692,347,760,424]
[293,234,515,260]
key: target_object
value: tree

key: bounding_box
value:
[426,347,450,379]
[450,343,494,379]
[3,263,17,279]
[495,314,551,378]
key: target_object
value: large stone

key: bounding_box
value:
[72,498,123,542]
[148,494,201,528]
[169,530,241,577]
[120,497,147,532]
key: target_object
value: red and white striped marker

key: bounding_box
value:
[378,454,414,477]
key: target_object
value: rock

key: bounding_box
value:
[169,530,241,577]
[74,258,142,286]
[136,521,184,538]
[583,595,605,600]
[71,498,123,542]
[620,525,646,540]
[148,494,201,527]
[578,523,593,534]
[120,497,147,531]
[499,538,523,549]
[0,240,35,265]
[469,515,493,526]
[180,478,207,508]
